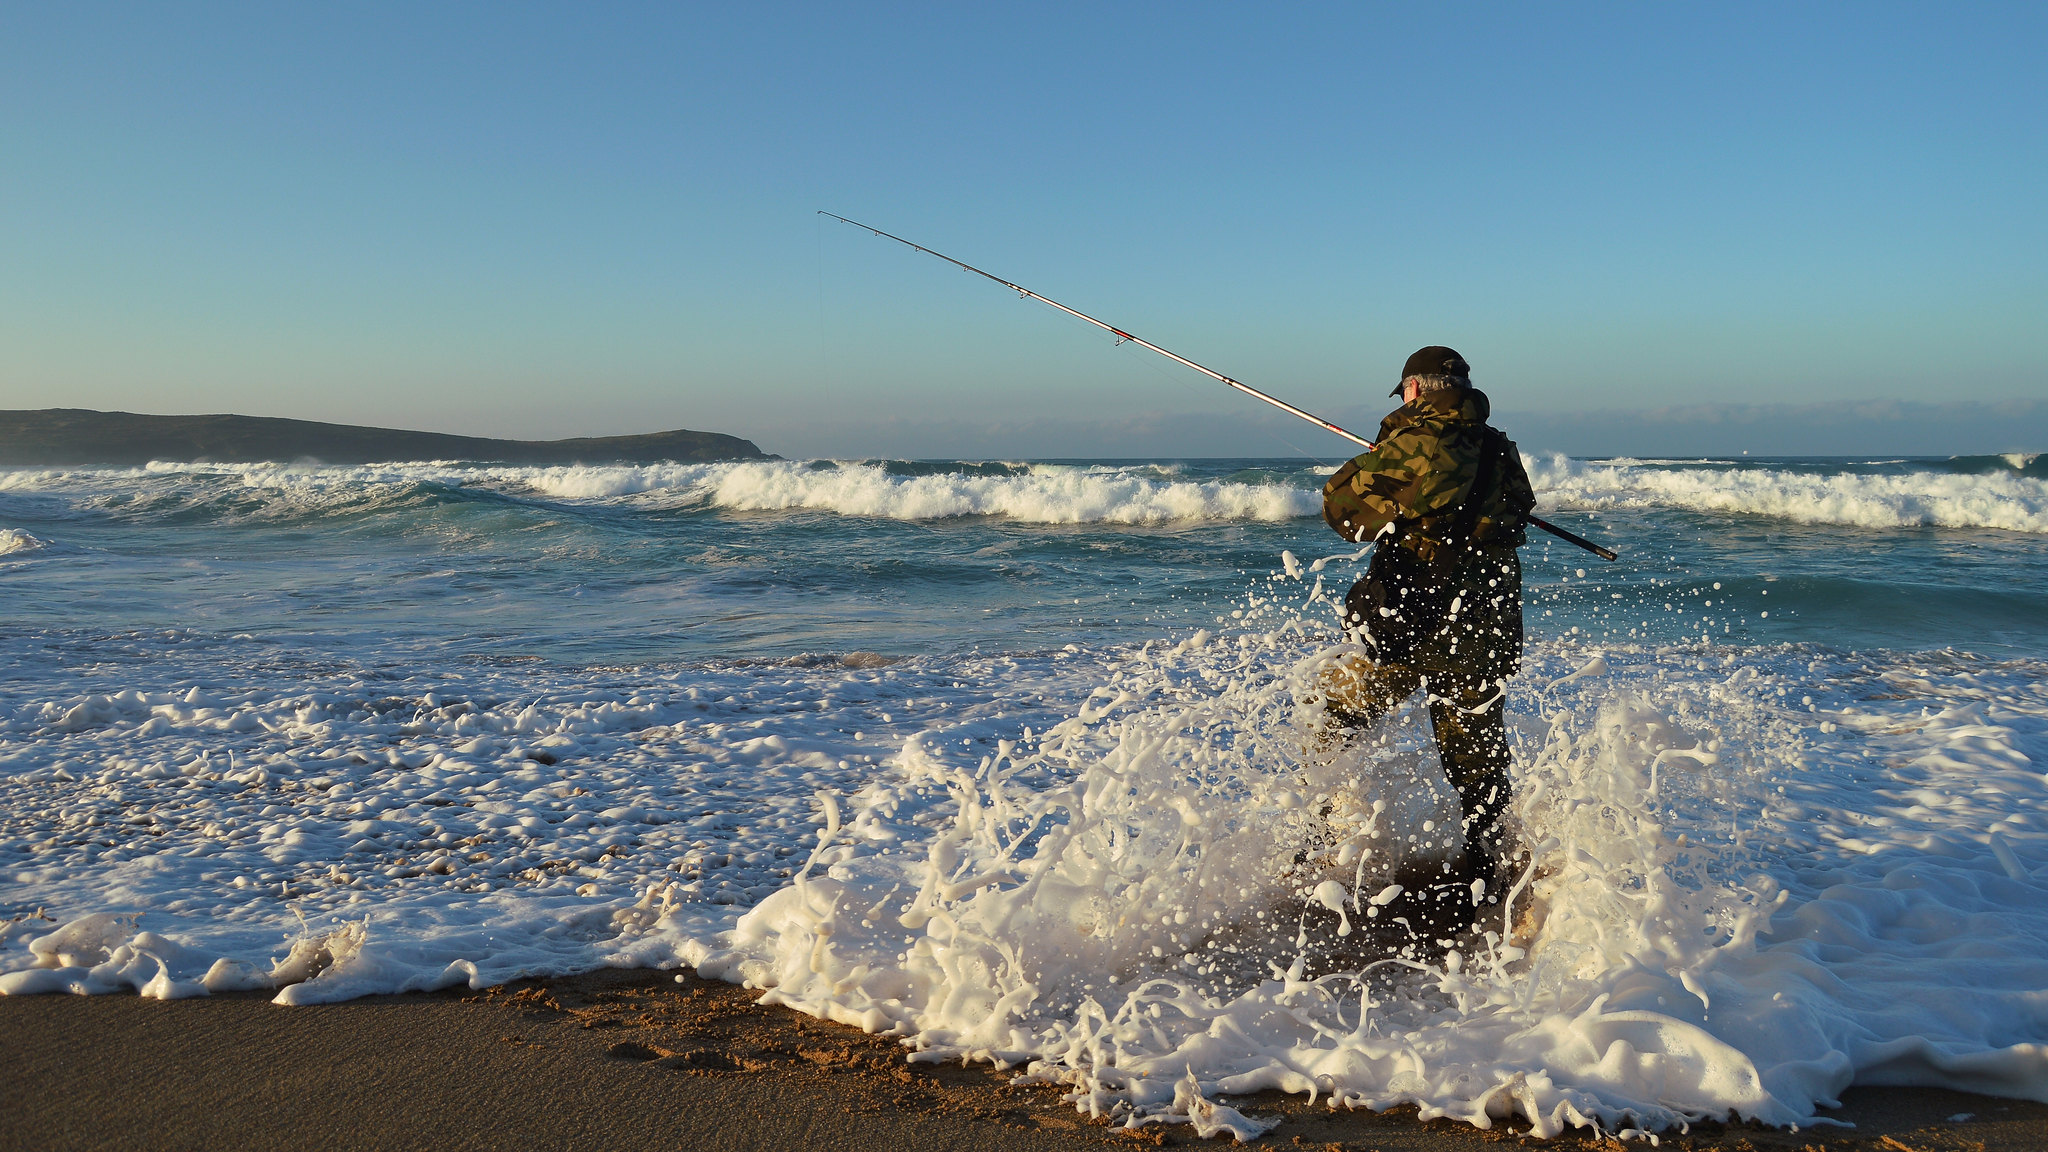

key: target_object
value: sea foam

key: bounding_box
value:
[3,591,2046,1135]
[517,460,1319,524]
[1526,455,2048,533]
[695,588,2048,1134]
[1,460,1320,526]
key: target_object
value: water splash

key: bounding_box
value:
[704,567,1812,1135]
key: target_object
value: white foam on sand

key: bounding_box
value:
[1525,455,2048,534]
[0,654,1096,1004]
[3,570,2047,1137]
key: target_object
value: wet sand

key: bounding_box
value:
[3,967,2042,1151]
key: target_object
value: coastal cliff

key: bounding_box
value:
[0,409,776,466]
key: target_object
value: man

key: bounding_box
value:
[1317,345,1535,907]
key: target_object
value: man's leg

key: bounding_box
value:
[1292,654,1422,876]
[1304,653,1421,804]
[1318,653,1420,730]
[1423,671,1514,897]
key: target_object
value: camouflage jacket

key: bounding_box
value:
[1322,387,1535,552]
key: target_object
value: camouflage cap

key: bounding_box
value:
[1391,345,1472,396]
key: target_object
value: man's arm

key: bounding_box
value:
[1322,427,1432,542]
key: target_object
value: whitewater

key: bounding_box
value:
[3,453,2046,1139]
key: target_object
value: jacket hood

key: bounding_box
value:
[1382,386,1491,435]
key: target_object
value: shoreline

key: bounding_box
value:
[5,966,2044,1150]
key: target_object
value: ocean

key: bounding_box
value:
[3,452,2046,1136]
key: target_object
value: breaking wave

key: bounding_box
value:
[0,460,1322,526]
[514,460,1318,523]
[4,454,2046,532]
[1526,455,2048,533]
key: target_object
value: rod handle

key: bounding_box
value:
[1529,514,1618,561]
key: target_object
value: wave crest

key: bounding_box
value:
[0,529,48,555]
[0,461,1318,526]
[7,456,2046,533]
[518,461,1319,524]
[1526,455,2048,533]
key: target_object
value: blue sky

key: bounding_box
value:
[4,3,2043,457]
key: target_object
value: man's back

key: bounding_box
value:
[1323,386,1534,553]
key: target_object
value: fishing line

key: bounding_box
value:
[1107,337,1342,469]
[1000,283,1337,467]
[815,213,830,439]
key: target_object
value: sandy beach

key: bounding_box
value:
[4,966,2041,1152]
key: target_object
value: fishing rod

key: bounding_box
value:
[820,211,1617,561]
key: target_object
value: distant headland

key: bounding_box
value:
[0,409,776,466]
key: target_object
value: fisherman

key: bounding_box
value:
[1317,346,1536,908]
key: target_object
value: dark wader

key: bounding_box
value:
[1321,545,1523,889]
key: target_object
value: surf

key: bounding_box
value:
[695,576,2048,1133]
